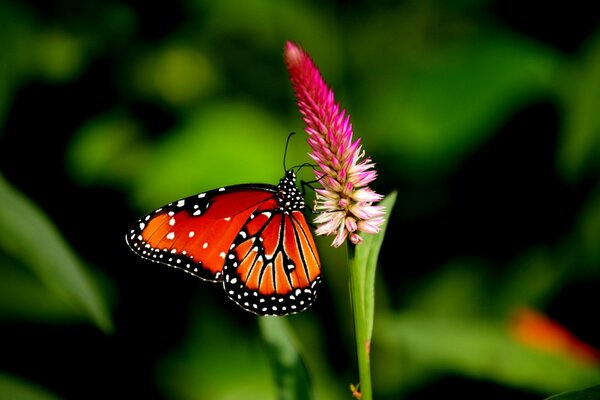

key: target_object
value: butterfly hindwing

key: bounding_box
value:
[223,207,321,316]
[126,184,278,281]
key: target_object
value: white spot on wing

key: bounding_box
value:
[189,231,195,238]
[177,200,185,207]
[169,218,176,226]
[166,232,175,240]
[139,222,145,230]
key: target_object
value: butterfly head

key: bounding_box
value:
[277,170,305,212]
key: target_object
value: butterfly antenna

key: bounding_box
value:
[283,132,296,172]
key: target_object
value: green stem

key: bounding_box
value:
[348,242,372,400]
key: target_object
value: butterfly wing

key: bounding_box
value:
[126,184,278,281]
[223,206,322,316]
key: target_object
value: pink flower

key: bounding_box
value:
[284,41,384,247]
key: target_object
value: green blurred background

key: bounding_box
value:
[1,0,600,399]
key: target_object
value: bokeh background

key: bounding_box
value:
[1,0,600,399]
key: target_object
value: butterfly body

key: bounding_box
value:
[126,170,321,315]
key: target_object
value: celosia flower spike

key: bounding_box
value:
[284,41,384,247]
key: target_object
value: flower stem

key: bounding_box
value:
[348,242,372,400]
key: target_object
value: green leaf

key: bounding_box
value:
[354,191,397,343]
[259,316,313,400]
[131,44,218,105]
[375,312,600,394]
[354,23,559,177]
[0,1,36,130]
[573,188,600,267]
[0,371,62,400]
[546,383,600,399]
[0,252,89,322]
[158,305,275,400]
[35,29,87,83]
[66,111,146,188]
[403,259,494,318]
[0,173,112,332]
[130,101,297,209]
[348,191,397,400]
[558,32,600,181]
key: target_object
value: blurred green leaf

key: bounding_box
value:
[159,305,275,400]
[0,252,89,322]
[0,173,112,332]
[546,383,600,400]
[354,20,559,177]
[0,371,62,400]
[35,29,88,83]
[558,31,600,181]
[572,187,600,267]
[259,316,312,400]
[0,0,135,130]
[132,44,218,105]
[0,1,36,130]
[67,103,317,212]
[185,0,342,71]
[270,311,350,400]
[496,247,567,312]
[403,259,493,318]
[67,111,147,188]
[374,312,600,395]
[131,101,299,208]
[404,250,566,321]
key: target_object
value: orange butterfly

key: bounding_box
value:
[126,170,321,315]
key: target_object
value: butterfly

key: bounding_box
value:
[125,169,322,316]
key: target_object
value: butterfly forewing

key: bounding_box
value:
[126,185,277,281]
